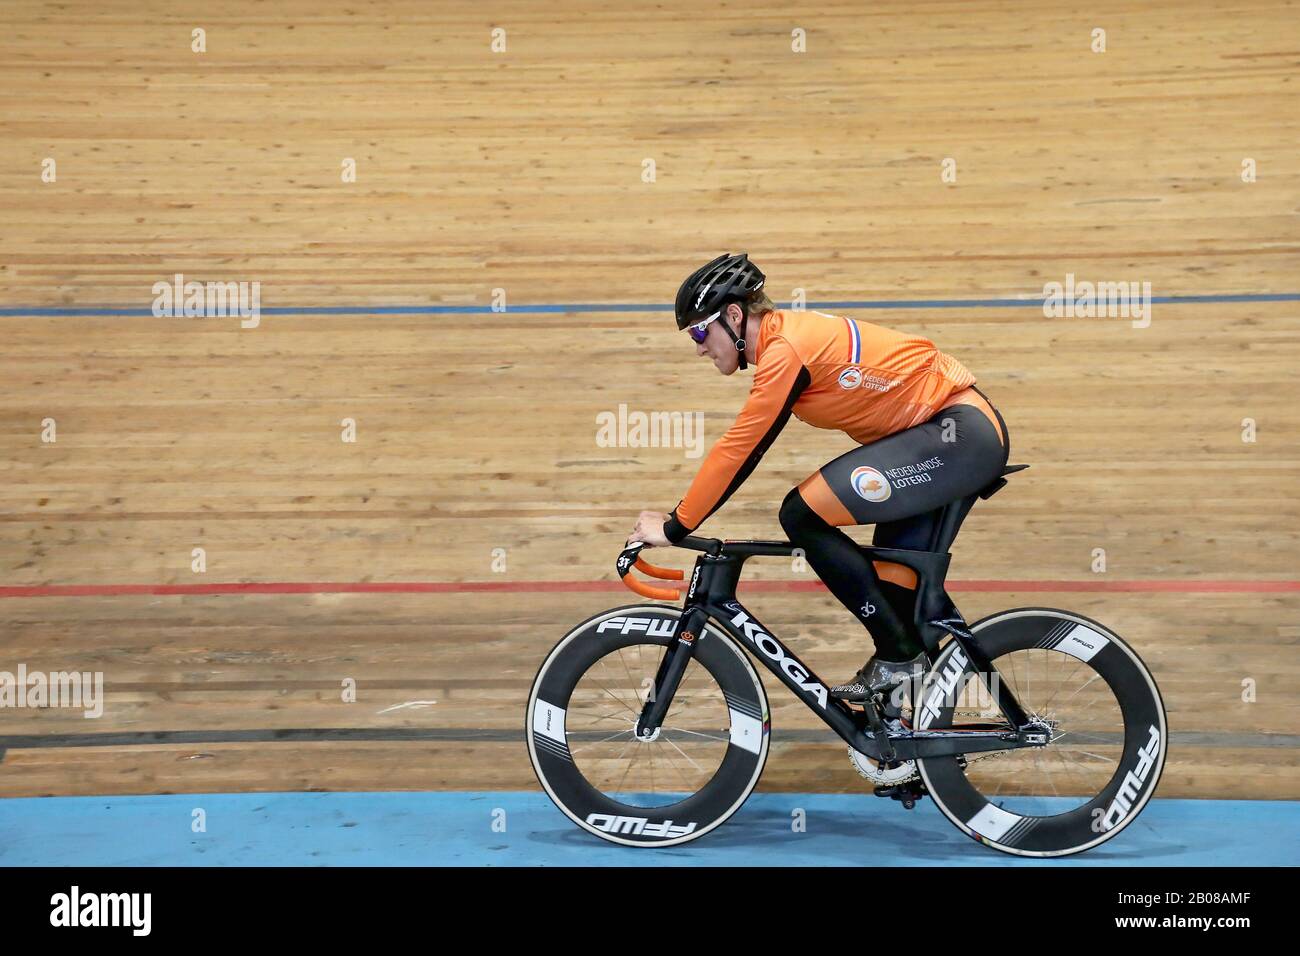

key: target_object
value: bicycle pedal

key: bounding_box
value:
[873,781,927,810]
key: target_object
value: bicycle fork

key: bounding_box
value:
[634,606,708,739]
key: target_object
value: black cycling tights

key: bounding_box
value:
[778,401,1007,662]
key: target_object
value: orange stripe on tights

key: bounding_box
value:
[796,472,855,526]
[796,475,919,590]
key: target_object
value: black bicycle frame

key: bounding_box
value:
[634,538,1046,763]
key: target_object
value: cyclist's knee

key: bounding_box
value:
[779,486,816,539]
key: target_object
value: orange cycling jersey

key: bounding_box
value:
[665,309,979,541]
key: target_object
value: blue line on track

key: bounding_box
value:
[0,292,1297,318]
[1,792,1294,866]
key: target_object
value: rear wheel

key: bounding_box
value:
[916,608,1167,857]
[527,605,770,847]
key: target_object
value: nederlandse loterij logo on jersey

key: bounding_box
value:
[850,466,892,502]
[836,366,899,392]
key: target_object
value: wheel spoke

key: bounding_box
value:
[660,735,707,776]
[957,643,1127,819]
[1057,747,1118,765]
[564,642,734,808]
[667,727,731,744]
[568,726,635,756]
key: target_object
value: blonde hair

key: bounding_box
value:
[745,291,775,319]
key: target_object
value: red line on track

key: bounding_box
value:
[0,579,1295,598]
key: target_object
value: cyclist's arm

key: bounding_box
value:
[664,337,811,543]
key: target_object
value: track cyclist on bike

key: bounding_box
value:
[628,253,1011,702]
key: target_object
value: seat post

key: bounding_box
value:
[929,494,979,555]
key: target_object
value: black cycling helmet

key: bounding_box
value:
[674,253,766,370]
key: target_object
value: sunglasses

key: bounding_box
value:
[685,313,721,344]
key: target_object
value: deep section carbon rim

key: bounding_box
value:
[527,605,770,847]
[916,608,1167,857]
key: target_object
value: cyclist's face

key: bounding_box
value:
[690,307,742,376]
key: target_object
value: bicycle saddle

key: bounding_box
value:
[979,462,1029,500]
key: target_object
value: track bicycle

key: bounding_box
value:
[526,465,1167,856]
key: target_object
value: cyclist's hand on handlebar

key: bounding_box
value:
[628,510,671,548]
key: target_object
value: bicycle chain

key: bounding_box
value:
[951,711,1012,767]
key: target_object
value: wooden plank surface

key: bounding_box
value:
[0,0,1296,800]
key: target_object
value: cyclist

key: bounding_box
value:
[628,253,1010,700]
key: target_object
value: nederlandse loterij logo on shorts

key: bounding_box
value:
[850,466,891,502]
[838,367,862,389]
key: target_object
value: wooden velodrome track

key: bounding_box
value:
[0,0,1296,804]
